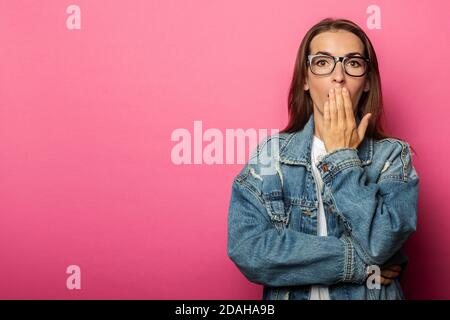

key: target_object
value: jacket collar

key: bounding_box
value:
[278,113,373,167]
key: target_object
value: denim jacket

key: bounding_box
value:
[227,114,419,300]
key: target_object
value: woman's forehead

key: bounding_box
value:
[310,30,365,55]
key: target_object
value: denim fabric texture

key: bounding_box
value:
[227,114,419,300]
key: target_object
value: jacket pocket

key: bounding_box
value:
[261,191,291,231]
[299,206,317,234]
[261,173,290,231]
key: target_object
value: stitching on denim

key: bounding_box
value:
[342,236,353,282]
[328,186,355,225]
[329,191,378,266]
[278,131,299,155]
[235,179,265,207]
[324,147,358,158]
[377,141,414,184]
[400,142,409,181]
[378,175,406,183]
[322,160,361,183]
[348,238,354,281]
[249,134,289,162]
[320,151,362,184]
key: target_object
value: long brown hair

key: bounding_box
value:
[281,17,402,144]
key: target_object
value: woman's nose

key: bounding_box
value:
[331,61,345,80]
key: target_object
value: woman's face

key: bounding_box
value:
[304,30,370,116]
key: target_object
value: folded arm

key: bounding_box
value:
[316,141,419,266]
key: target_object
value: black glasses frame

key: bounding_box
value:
[307,54,371,77]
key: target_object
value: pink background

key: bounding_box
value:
[0,0,449,299]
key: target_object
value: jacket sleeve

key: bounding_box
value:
[227,174,368,287]
[316,141,419,266]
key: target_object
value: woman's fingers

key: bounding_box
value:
[386,265,402,272]
[324,87,366,149]
[334,88,345,128]
[329,88,337,128]
[324,100,331,129]
[381,269,400,279]
[377,265,402,285]
[357,113,372,140]
[342,87,355,127]
[380,276,392,285]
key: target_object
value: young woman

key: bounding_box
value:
[227,18,419,300]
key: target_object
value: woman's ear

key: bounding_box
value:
[304,81,309,91]
[363,79,370,92]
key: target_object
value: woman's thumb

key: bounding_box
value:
[358,113,372,138]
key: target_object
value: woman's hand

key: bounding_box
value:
[322,87,372,153]
[380,265,402,285]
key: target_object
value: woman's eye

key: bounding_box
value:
[316,60,328,66]
[348,60,361,67]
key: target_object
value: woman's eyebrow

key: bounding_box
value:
[314,51,363,56]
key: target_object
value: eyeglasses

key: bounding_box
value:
[307,54,370,77]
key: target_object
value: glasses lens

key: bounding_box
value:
[344,57,368,76]
[310,56,335,75]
